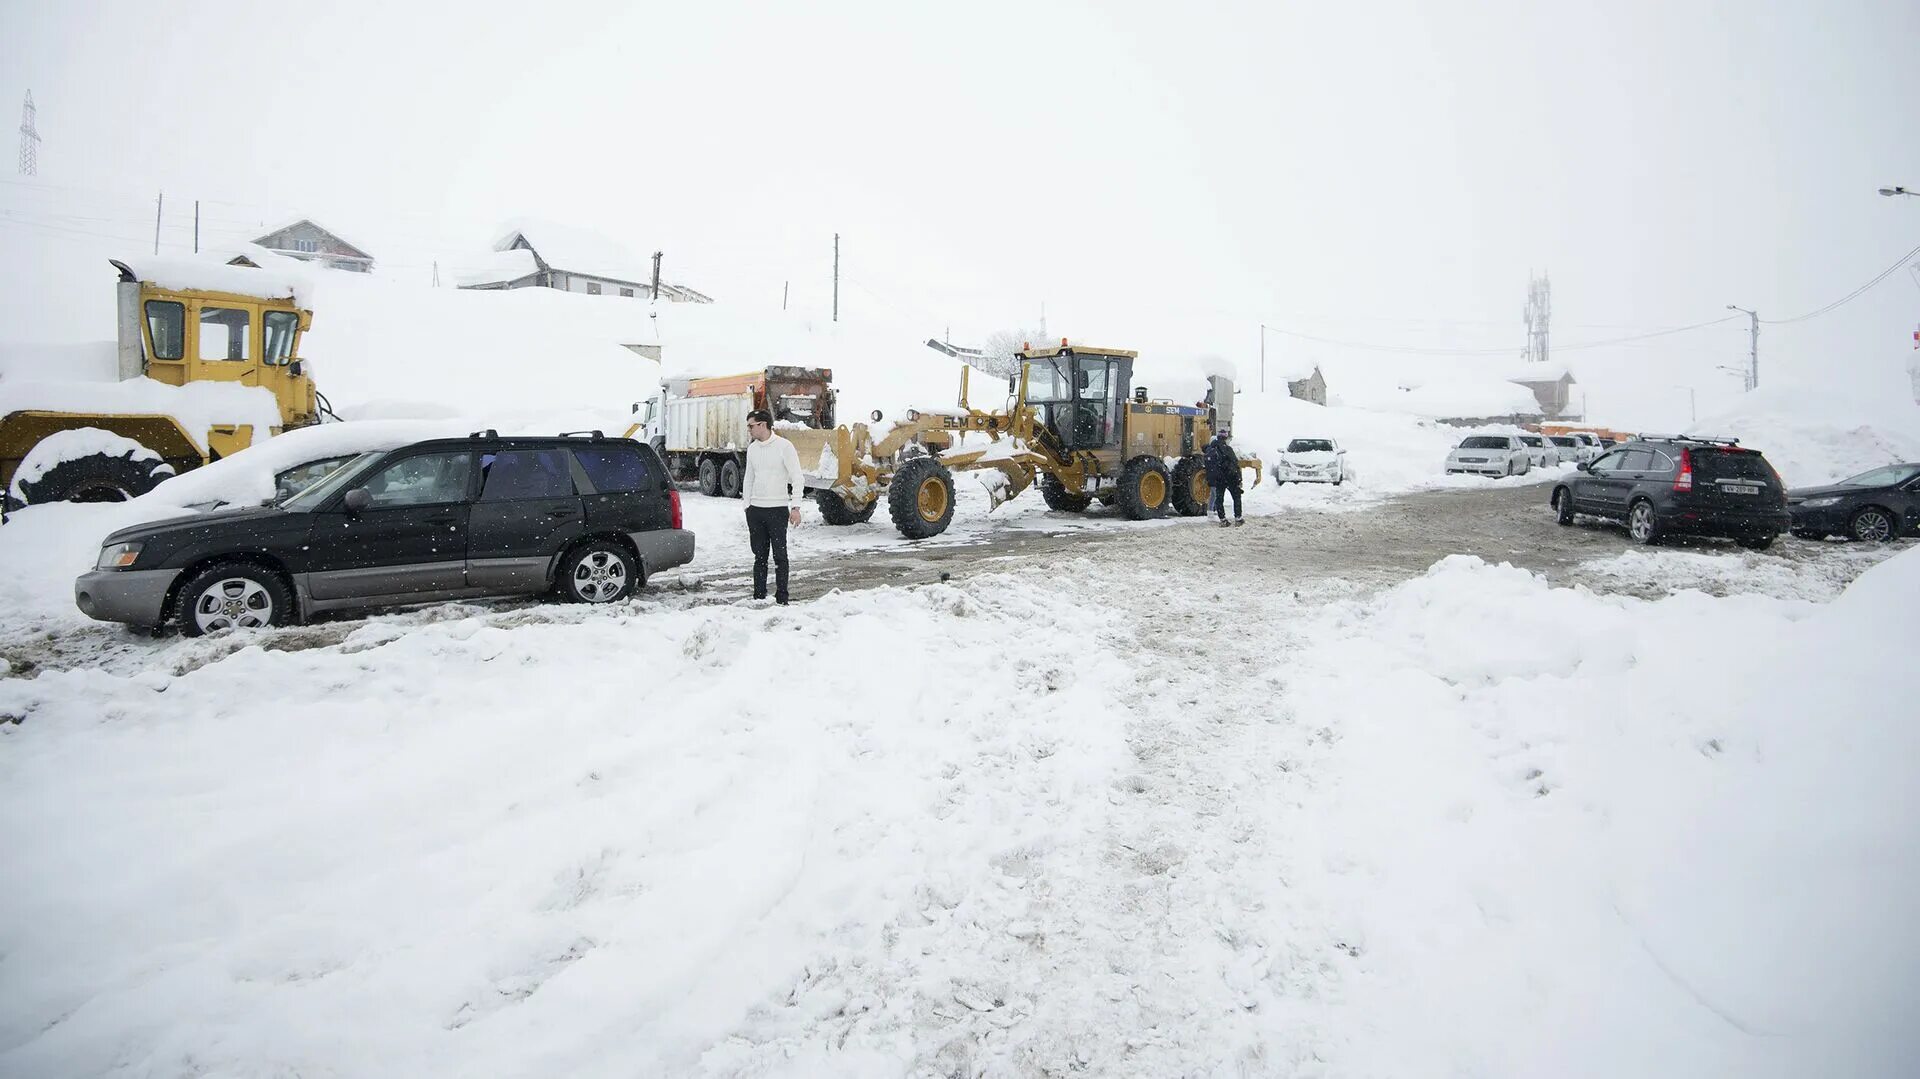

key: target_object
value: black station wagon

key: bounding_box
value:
[75,433,692,635]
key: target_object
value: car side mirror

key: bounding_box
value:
[1576,461,1589,471]
[343,488,372,514]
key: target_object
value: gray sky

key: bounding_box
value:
[3,0,1916,428]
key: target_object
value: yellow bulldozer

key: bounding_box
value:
[808,341,1259,539]
[1,260,321,510]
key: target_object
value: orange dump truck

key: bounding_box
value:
[627,366,837,497]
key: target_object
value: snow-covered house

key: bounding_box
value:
[456,220,713,303]
[1274,359,1327,405]
[247,219,373,273]
[1507,364,1577,419]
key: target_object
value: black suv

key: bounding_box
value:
[1549,435,1789,548]
[76,433,693,635]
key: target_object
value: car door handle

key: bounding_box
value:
[547,508,578,518]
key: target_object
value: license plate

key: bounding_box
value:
[1725,484,1759,495]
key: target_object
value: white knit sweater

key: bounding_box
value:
[742,434,805,509]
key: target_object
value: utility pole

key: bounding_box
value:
[17,90,39,176]
[651,251,663,301]
[832,233,839,323]
[1726,305,1759,390]
[782,280,789,311]
[431,261,440,287]
[193,200,200,253]
[153,192,163,255]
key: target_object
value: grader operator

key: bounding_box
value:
[809,340,1259,539]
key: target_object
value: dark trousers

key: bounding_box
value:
[746,506,790,600]
[1210,481,1243,520]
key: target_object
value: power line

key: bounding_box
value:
[1760,240,1920,325]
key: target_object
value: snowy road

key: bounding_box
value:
[1,486,1914,1077]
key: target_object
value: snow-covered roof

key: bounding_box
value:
[119,256,304,302]
[450,248,539,288]
[494,218,657,286]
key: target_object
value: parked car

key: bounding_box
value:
[1567,432,1606,461]
[1445,435,1532,477]
[75,433,693,635]
[1786,463,1920,542]
[1514,434,1561,468]
[1548,435,1585,464]
[1549,436,1789,548]
[1273,438,1347,485]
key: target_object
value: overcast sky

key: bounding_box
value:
[3,0,1916,428]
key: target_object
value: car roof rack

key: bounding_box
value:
[469,428,499,438]
[559,429,606,439]
[1636,433,1740,447]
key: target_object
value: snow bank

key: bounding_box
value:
[0,340,118,383]
[1692,381,1920,487]
[8,428,163,501]
[1279,551,1920,1075]
[0,579,1134,1077]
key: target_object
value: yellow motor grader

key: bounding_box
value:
[809,341,1259,539]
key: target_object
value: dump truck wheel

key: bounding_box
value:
[1040,476,1092,512]
[888,457,955,539]
[697,457,721,497]
[1117,456,1172,520]
[15,451,170,507]
[815,489,877,525]
[1170,456,1210,517]
[719,457,743,499]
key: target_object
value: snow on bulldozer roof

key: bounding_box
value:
[114,257,307,305]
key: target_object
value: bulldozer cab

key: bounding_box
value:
[1018,345,1135,454]
[115,260,319,431]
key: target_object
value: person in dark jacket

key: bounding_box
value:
[1203,428,1245,527]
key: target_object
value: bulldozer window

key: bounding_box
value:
[263,311,300,366]
[199,307,251,361]
[145,300,184,361]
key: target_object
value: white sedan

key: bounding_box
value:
[1514,433,1562,468]
[1273,438,1347,485]
[1444,435,1532,477]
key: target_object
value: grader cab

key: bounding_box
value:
[809,341,1259,539]
[1,260,320,510]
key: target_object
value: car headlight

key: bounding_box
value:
[1801,496,1842,508]
[96,541,143,570]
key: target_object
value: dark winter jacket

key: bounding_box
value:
[1203,438,1241,487]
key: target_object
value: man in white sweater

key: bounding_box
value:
[741,408,805,604]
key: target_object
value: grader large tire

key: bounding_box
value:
[15,451,171,507]
[1040,475,1092,512]
[888,456,956,539]
[1117,456,1173,520]
[816,489,878,525]
[1170,456,1210,517]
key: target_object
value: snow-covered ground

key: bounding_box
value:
[3,527,1913,1076]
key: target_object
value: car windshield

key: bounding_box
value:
[1287,439,1334,453]
[1518,435,1543,446]
[1550,436,1577,447]
[279,451,385,511]
[1840,464,1920,487]
[1459,436,1508,449]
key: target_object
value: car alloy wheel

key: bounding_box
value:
[1852,508,1893,543]
[192,577,277,633]
[1629,502,1655,543]
[571,549,630,602]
